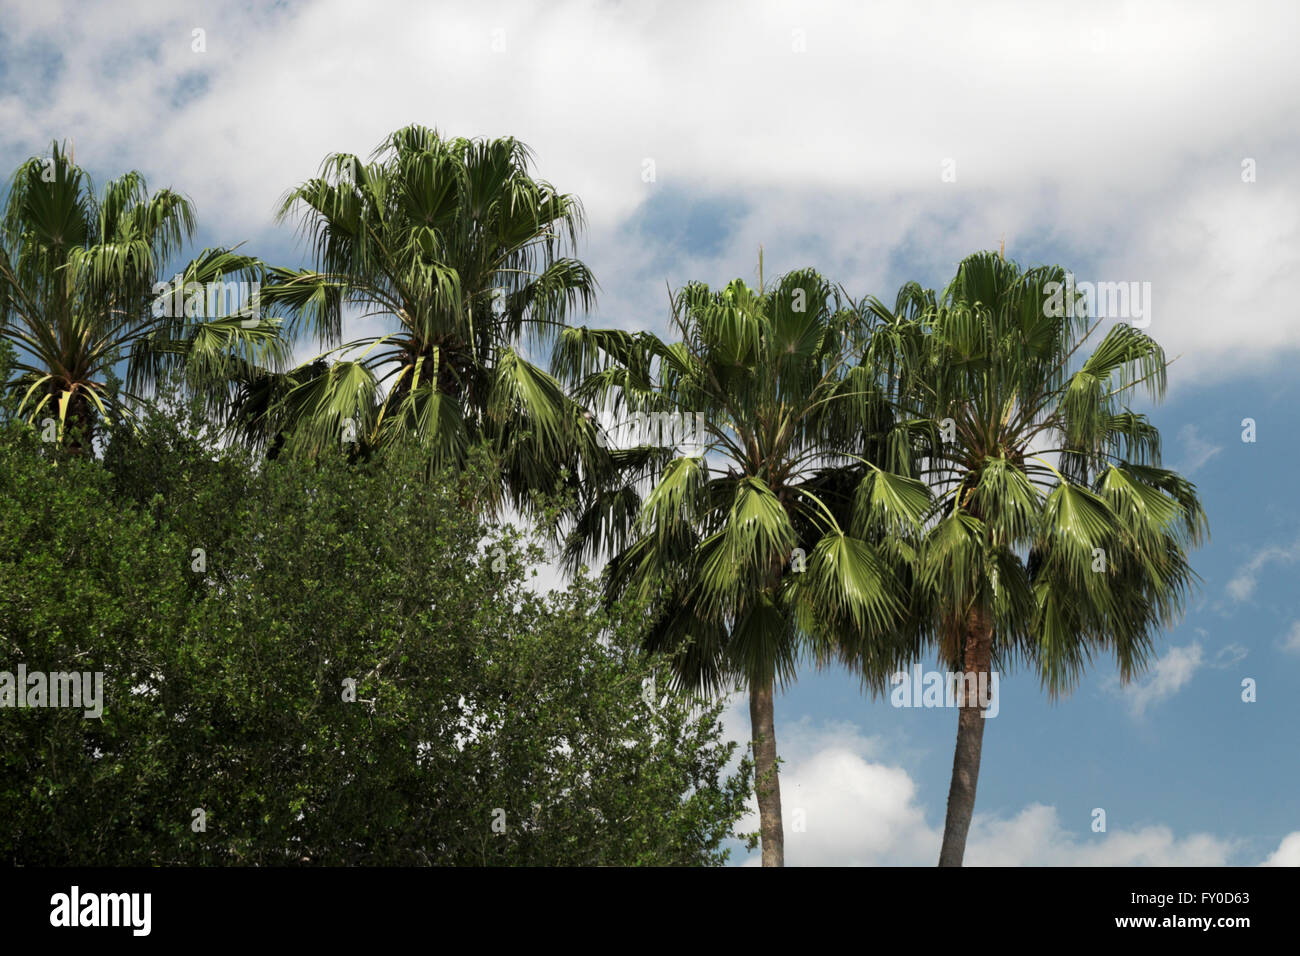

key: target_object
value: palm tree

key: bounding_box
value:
[866,251,1207,866]
[552,264,921,865]
[244,125,605,513]
[0,142,286,453]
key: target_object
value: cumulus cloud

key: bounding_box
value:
[1,1,1298,381]
[729,708,934,866]
[965,805,1237,867]
[1261,831,1300,866]
[725,703,1270,866]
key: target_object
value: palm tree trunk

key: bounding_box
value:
[63,392,93,456]
[938,605,993,867]
[749,678,784,866]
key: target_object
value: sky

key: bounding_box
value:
[2,0,1297,866]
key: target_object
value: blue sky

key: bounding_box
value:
[2,0,1297,865]
[747,375,1300,865]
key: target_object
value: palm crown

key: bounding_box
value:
[246,126,604,514]
[556,266,923,691]
[864,250,1208,863]
[872,252,1207,689]
[0,142,284,450]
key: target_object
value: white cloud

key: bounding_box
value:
[733,697,1279,868]
[2,1,1298,383]
[1261,831,1300,866]
[725,703,1258,866]
[964,805,1236,867]
[1124,643,1203,718]
[728,707,933,865]
[765,746,933,866]
[1095,169,1300,388]
[1226,538,1300,602]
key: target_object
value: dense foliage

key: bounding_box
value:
[0,376,751,865]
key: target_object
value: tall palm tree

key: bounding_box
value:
[866,251,1207,866]
[0,142,286,452]
[552,264,921,865]
[245,126,606,513]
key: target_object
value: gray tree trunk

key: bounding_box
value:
[938,606,993,867]
[750,679,784,867]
